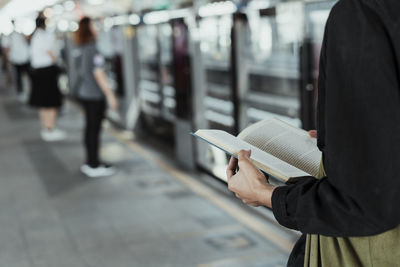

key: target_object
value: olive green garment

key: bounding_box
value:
[304,161,400,267]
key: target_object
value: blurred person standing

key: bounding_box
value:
[0,34,4,70]
[2,20,30,100]
[29,16,66,142]
[0,35,11,84]
[0,34,7,75]
[74,17,118,178]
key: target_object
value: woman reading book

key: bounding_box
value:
[226,0,400,266]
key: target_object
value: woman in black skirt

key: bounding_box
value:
[75,17,118,178]
[29,16,66,142]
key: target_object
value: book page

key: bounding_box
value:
[238,118,321,177]
[194,130,310,182]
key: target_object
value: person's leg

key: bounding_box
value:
[21,63,31,92]
[22,63,30,76]
[39,108,48,129]
[91,100,106,165]
[81,100,91,165]
[14,64,23,94]
[40,108,50,130]
[40,107,65,141]
[82,100,101,167]
[6,61,13,85]
[47,108,57,129]
[39,108,57,130]
[81,99,115,177]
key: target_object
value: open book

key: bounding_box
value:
[192,118,321,182]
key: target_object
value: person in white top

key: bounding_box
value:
[29,16,66,142]
[30,25,58,69]
[2,20,30,98]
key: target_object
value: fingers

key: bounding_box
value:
[226,157,238,180]
[241,199,259,207]
[237,149,253,170]
[228,156,238,169]
[238,149,251,161]
[238,150,264,178]
[308,130,317,139]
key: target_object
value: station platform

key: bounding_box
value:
[0,86,297,267]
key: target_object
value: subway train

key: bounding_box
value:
[58,0,337,181]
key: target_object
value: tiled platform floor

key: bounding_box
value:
[0,85,295,267]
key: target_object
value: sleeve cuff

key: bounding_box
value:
[271,185,298,230]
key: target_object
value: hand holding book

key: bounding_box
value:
[193,118,321,182]
[226,130,317,208]
[227,150,275,208]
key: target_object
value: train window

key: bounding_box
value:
[137,25,158,62]
[243,2,303,129]
[199,15,232,66]
[198,15,234,132]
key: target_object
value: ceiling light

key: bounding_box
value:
[64,0,75,11]
[199,1,237,18]
[247,0,271,10]
[143,10,169,24]
[87,0,104,5]
[113,15,128,26]
[57,19,69,32]
[129,14,140,25]
[104,17,114,30]
[168,8,190,19]
[43,7,54,18]
[69,21,79,31]
[53,4,64,15]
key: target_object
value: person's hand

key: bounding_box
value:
[226,150,275,208]
[107,94,119,110]
[308,130,317,139]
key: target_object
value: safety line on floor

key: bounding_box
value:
[107,127,294,253]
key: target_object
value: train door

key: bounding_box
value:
[137,23,161,119]
[198,14,234,133]
[136,21,175,144]
[159,22,176,122]
[192,2,238,179]
[171,18,196,170]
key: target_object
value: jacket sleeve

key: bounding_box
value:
[271,0,400,237]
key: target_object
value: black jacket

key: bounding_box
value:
[271,0,400,265]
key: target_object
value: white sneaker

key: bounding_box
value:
[80,164,116,178]
[41,129,52,141]
[41,128,67,142]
